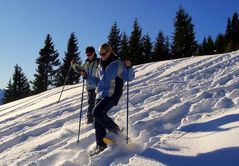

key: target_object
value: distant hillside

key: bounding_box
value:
[0,89,4,105]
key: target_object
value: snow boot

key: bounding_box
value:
[90,145,106,157]
[106,127,125,144]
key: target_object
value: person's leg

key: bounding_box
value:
[94,120,107,147]
[92,98,121,152]
[92,99,107,148]
[90,110,107,156]
[93,97,119,131]
[87,89,96,123]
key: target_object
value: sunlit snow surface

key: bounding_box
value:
[0,51,239,166]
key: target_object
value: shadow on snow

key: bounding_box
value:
[140,147,239,166]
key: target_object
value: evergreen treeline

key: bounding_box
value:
[198,12,239,55]
[3,64,31,103]
[3,7,239,104]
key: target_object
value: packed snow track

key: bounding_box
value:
[1,51,239,166]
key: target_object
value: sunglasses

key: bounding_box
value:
[86,52,93,57]
[99,52,107,56]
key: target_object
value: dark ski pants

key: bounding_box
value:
[87,89,96,121]
[92,97,119,147]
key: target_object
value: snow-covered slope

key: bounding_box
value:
[1,51,239,166]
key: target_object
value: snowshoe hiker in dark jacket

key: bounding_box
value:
[89,43,135,156]
[71,46,99,124]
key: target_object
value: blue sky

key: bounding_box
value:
[0,0,238,89]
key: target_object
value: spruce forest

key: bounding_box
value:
[3,7,239,104]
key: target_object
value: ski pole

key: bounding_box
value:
[57,65,72,104]
[126,68,129,144]
[77,79,85,143]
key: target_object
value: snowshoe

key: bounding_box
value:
[104,127,127,145]
[103,137,117,145]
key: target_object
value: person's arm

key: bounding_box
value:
[102,62,120,81]
[87,74,100,84]
[121,66,135,81]
[72,63,85,74]
[119,60,135,81]
[102,60,135,82]
[86,66,100,84]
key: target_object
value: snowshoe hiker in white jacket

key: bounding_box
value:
[71,46,99,124]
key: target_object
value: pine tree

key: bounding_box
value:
[171,6,197,59]
[153,31,170,61]
[119,32,129,60]
[225,18,232,42]
[142,34,153,63]
[225,18,233,52]
[214,34,225,54]
[164,36,171,59]
[4,64,31,103]
[33,34,61,94]
[33,59,46,93]
[231,12,239,50]
[3,79,14,104]
[224,13,239,52]
[12,64,31,99]
[198,37,207,55]
[129,18,143,65]
[198,36,215,55]
[206,35,215,55]
[108,22,121,55]
[58,33,81,86]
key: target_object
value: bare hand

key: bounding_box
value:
[81,71,87,78]
[71,59,76,65]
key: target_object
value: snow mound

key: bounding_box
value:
[1,50,239,166]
